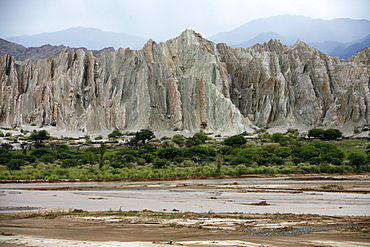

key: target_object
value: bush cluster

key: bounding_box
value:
[0,128,369,181]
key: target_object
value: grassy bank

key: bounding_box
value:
[1,129,369,182]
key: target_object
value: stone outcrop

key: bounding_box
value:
[0,30,369,134]
[0,38,114,61]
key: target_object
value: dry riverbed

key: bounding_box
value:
[0,174,369,246]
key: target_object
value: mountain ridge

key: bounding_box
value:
[5,27,147,50]
[209,15,370,44]
[3,15,369,59]
[0,38,114,61]
[0,29,369,135]
[209,15,370,58]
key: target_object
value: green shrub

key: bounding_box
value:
[224,135,247,146]
[308,128,342,140]
[39,154,56,163]
[135,129,155,143]
[142,153,155,163]
[157,147,182,161]
[31,148,52,158]
[57,144,70,152]
[108,129,124,138]
[348,153,367,168]
[183,146,216,161]
[193,132,211,143]
[172,134,186,145]
[57,152,73,159]
[23,155,37,163]
[218,146,233,155]
[7,159,26,170]
[271,133,284,142]
[274,147,291,158]
[111,161,124,169]
[61,159,79,168]
[230,156,253,166]
[185,137,202,147]
[153,159,168,168]
[123,154,136,163]
[235,164,249,175]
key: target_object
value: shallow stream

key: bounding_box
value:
[1,177,369,216]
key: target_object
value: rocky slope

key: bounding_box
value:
[0,38,114,61]
[0,30,369,134]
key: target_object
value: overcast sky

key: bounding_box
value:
[1,0,369,41]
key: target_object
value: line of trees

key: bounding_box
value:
[307,128,342,140]
[0,128,369,181]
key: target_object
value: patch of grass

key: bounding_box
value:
[334,139,369,156]
[237,214,260,220]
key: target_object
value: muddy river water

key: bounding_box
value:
[1,176,369,216]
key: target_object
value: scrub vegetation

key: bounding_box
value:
[0,128,369,181]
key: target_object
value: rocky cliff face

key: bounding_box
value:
[1,30,369,134]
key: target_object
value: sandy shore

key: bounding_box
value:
[1,210,369,246]
[1,175,369,246]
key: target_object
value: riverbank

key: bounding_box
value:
[1,210,369,247]
[1,175,369,246]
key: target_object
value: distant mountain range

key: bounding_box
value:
[209,15,370,59]
[1,15,369,59]
[4,27,147,50]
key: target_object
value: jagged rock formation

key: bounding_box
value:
[0,30,369,134]
[0,38,114,61]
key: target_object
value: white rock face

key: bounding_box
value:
[0,30,369,134]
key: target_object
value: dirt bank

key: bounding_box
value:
[0,211,369,246]
[1,174,369,246]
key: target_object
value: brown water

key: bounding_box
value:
[1,177,369,215]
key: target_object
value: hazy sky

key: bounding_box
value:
[1,0,369,41]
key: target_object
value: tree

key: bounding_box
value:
[0,148,12,165]
[183,146,216,162]
[274,147,291,158]
[7,159,26,170]
[200,121,207,131]
[135,129,155,144]
[193,132,211,143]
[108,129,124,139]
[308,128,325,139]
[172,134,186,145]
[153,159,168,168]
[84,135,91,143]
[216,153,223,177]
[1,143,13,150]
[286,128,299,137]
[291,145,319,164]
[224,135,247,146]
[99,142,106,169]
[348,153,367,169]
[185,137,202,147]
[308,128,342,140]
[311,140,345,165]
[271,133,284,143]
[157,147,182,161]
[323,129,342,140]
[185,132,211,147]
[30,130,50,147]
[31,148,52,158]
[57,144,70,152]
